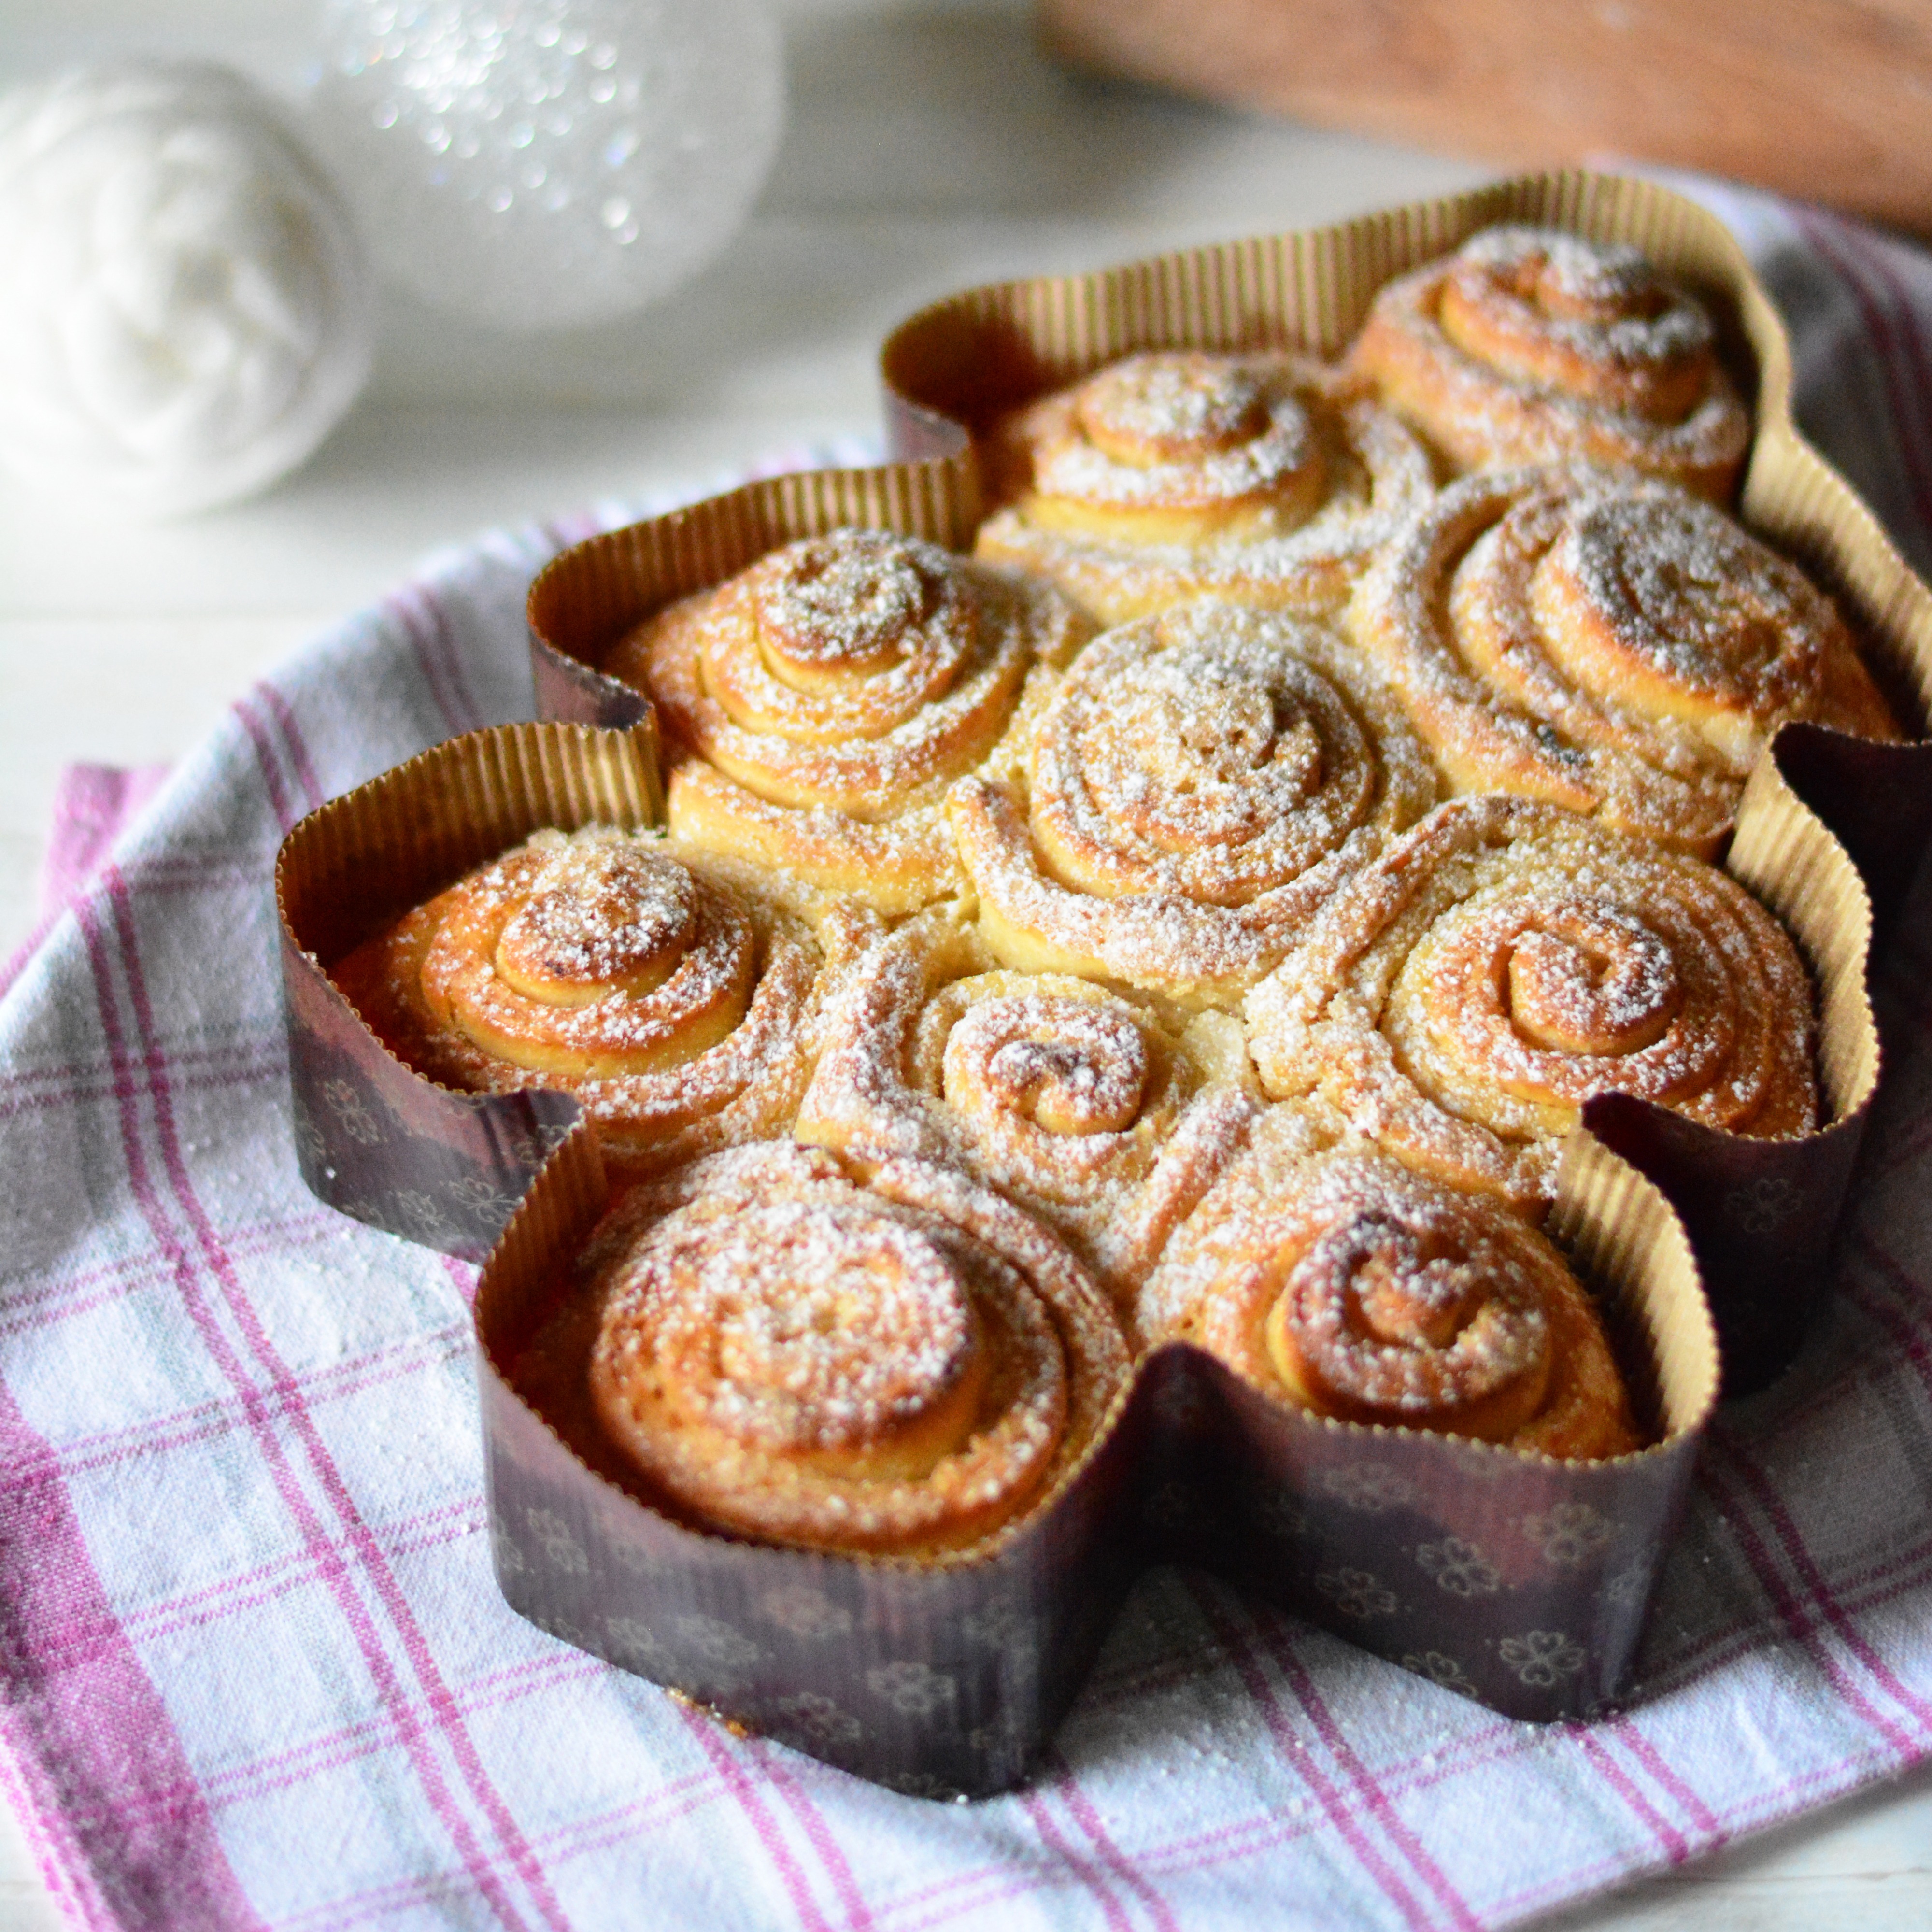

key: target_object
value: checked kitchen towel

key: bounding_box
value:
[4,185,1932,1932]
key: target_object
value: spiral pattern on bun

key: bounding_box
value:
[331,826,876,1177]
[973,349,1435,623]
[1243,797,1819,1209]
[797,906,1263,1304]
[574,1142,1129,1554]
[1349,466,1899,855]
[1350,227,1751,498]
[948,601,1440,1009]
[1141,1134,1641,1459]
[605,527,1091,914]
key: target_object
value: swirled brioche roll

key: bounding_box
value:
[1349,466,1901,856]
[948,601,1441,1010]
[796,905,1263,1305]
[1350,227,1751,499]
[551,1141,1129,1556]
[331,826,877,1179]
[603,526,1093,915]
[973,349,1436,623]
[1139,1134,1641,1460]
[1243,797,1819,1211]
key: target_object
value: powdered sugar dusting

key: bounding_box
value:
[1280,1208,1550,1416]
[952,993,1151,1136]
[611,528,1090,913]
[796,915,1263,1301]
[497,834,696,988]
[753,528,944,672]
[1453,227,1711,378]
[1044,351,1320,510]
[1242,797,1818,1210]
[331,827,871,1178]
[578,1141,1127,1554]
[1550,491,1821,705]
[1351,227,1750,492]
[623,1197,974,1449]
[1352,467,1894,854]
[978,357,1436,624]
[1140,1138,1639,1456]
[952,603,1439,1004]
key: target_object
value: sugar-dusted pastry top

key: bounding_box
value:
[949,599,1441,1010]
[974,348,1436,622]
[1350,226,1752,499]
[512,1140,1129,1556]
[330,825,876,1178]
[1244,796,1819,1211]
[604,526,1092,914]
[1140,1125,1642,1460]
[1348,464,1900,856]
[796,903,1263,1307]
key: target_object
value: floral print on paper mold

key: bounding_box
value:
[1523,1502,1616,1569]
[1316,1568,1398,1619]
[1416,1537,1501,1597]
[1499,1629,1587,1686]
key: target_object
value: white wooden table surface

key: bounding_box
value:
[1,2,1929,1926]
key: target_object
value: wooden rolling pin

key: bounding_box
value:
[1039,0,1932,234]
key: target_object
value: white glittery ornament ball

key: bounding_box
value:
[0,62,372,519]
[308,0,785,333]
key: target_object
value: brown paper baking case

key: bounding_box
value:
[277,724,665,1260]
[877,168,1932,941]
[476,1122,1148,1800]
[473,1111,1716,1791]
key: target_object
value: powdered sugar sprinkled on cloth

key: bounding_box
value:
[3,207,1932,1932]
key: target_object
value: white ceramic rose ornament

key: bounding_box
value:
[0,63,372,517]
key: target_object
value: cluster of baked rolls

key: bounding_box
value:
[336,226,1900,1560]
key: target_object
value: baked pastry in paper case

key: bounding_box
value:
[575,522,1090,916]
[946,599,1440,1011]
[330,825,877,1185]
[472,1109,1717,1793]
[514,1140,1133,1558]
[1345,463,1901,857]
[1348,225,1753,498]
[272,723,1725,1781]
[1139,1124,1642,1460]
[795,901,1264,1309]
[972,348,1435,622]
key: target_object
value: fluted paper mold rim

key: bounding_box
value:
[514,431,1881,1392]
[276,724,665,1260]
[469,1098,1718,1791]
[877,167,1932,922]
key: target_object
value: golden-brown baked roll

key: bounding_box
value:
[1348,465,1901,857]
[972,349,1436,623]
[1140,1130,1642,1460]
[947,600,1441,1009]
[796,904,1263,1306]
[1243,796,1819,1211]
[1350,227,1752,499]
[523,1141,1130,1556]
[603,526,1092,915]
[331,826,876,1179]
